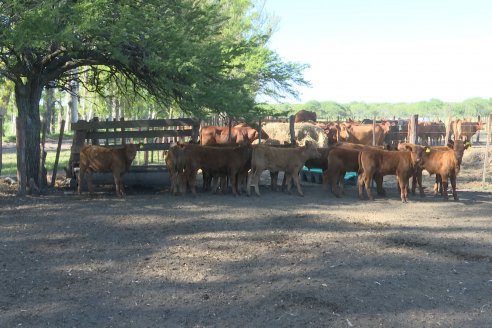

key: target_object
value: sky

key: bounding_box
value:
[262,0,492,104]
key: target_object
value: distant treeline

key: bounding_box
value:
[265,98,492,121]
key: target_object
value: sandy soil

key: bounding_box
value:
[1,144,491,327]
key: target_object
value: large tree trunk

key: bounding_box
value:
[14,80,43,191]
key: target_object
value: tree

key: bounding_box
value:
[0,0,308,189]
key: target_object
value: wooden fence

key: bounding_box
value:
[67,117,200,181]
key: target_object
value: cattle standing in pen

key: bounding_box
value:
[358,147,423,203]
[247,141,321,197]
[78,144,139,197]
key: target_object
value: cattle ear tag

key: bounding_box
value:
[425,148,431,153]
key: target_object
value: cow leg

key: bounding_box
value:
[322,171,329,192]
[119,173,126,196]
[230,171,238,197]
[358,173,366,199]
[337,171,345,197]
[398,176,408,203]
[77,166,86,195]
[113,172,122,197]
[450,175,459,201]
[188,170,198,196]
[292,172,304,197]
[374,174,385,196]
[270,171,278,191]
[415,171,424,197]
[441,177,449,201]
[86,170,94,195]
[364,175,374,201]
[285,172,292,194]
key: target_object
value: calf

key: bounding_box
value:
[78,144,138,197]
[418,140,470,201]
[398,140,470,197]
[358,148,423,202]
[179,144,252,196]
[323,143,384,197]
[248,141,321,196]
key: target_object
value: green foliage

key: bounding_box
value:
[267,98,492,121]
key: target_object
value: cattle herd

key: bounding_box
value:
[77,111,482,202]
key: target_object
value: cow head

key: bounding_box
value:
[338,123,351,141]
[303,141,321,159]
[124,144,139,163]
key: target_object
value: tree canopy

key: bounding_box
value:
[0,0,309,189]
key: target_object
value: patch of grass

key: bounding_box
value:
[1,149,71,177]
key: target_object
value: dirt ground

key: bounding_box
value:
[1,144,491,327]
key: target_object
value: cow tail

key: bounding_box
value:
[357,151,363,174]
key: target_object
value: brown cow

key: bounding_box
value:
[200,124,269,146]
[323,143,385,197]
[270,147,331,192]
[452,120,483,143]
[178,144,252,196]
[165,143,189,195]
[247,141,321,196]
[294,110,317,123]
[398,140,471,197]
[358,148,423,202]
[78,144,138,197]
[339,122,391,146]
[418,121,446,145]
[418,140,470,201]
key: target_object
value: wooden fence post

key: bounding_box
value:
[445,116,452,144]
[50,120,65,188]
[372,115,376,146]
[289,115,296,145]
[0,108,4,176]
[482,114,492,188]
[408,115,418,144]
[16,117,27,196]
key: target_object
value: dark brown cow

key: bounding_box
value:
[200,124,269,146]
[358,148,423,202]
[323,143,386,197]
[248,141,321,196]
[294,110,317,123]
[418,121,446,145]
[178,144,252,196]
[78,144,138,197]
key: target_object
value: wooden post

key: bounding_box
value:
[0,109,4,176]
[372,115,376,146]
[258,118,262,143]
[337,116,340,143]
[289,115,296,145]
[227,117,232,143]
[51,120,65,188]
[408,115,418,144]
[91,117,100,145]
[445,116,452,145]
[477,115,481,143]
[16,117,27,196]
[482,114,492,188]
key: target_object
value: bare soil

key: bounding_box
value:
[1,144,491,327]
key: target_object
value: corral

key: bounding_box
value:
[1,143,491,327]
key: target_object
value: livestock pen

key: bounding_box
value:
[68,117,200,189]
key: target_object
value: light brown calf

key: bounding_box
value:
[78,144,138,197]
[248,142,321,196]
